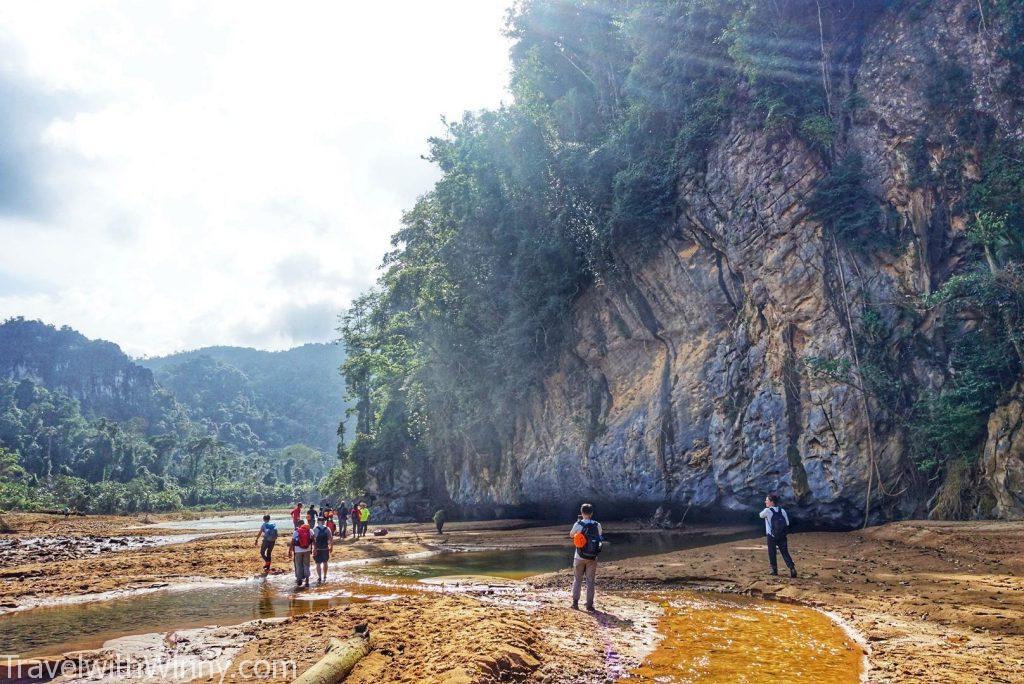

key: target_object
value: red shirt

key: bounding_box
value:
[291,505,302,523]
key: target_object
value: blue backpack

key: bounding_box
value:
[314,525,332,549]
[577,520,603,559]
[262,522,278,543]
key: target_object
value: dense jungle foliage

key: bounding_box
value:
[341,0,1023,514]
[0,319,340,513]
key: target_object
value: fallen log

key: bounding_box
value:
[292,624,373,684]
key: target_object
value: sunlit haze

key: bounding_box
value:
[0,1,512,356]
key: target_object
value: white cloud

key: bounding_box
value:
[0,0,512,356]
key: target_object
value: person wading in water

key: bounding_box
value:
[254,513,279,572]
[759,493,797,577]
[288,519,312,587]
[312,515,334,584]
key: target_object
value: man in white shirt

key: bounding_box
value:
[569,503,603,611]
[759,493,797,577]
[288,521,312,587]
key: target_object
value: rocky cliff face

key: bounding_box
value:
[0,318,174,426]
[388,0,1021,528]
[982,383,1024,518]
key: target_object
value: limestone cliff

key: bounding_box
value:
[361,0,1023,526]
[0,318,174,425]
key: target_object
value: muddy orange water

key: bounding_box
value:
[622,591,862,683]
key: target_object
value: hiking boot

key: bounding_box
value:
[790,568,798,578]
[571,603,579,610]
[586,605,596,612]
[769,570,778,576]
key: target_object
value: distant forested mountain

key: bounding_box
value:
[140,343,349,454]
[0,318,347,514]
[0,317,177,427]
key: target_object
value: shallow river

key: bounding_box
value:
[0,521,861,681]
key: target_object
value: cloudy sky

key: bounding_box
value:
[0,1,512,357]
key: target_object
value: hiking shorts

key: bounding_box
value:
[313,549,330,564]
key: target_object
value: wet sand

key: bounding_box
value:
[2,515,1021,682]
[530,520,1024,682]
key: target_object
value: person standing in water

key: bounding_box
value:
[570,503,603,611]
[312,516,334,584]
[288,519,312,587]
[433,508,446,534]
[759,493,797,577]
[254,514,279,572]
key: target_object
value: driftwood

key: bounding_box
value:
[292,624,373,684]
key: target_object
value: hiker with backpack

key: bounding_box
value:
[759,493,797,578]
[338,500,348,538]
[291,501,303,529]
[288,519,313,587]
[358,502,370,537]
[254,514,279,572]
[570,503,604,611]
[312,516,334,584]
[350,503,361,540]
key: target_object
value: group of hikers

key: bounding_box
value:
[253,500,373,586]
[255,492,798,599]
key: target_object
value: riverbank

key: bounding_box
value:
[529,519,1024,682]
[0,517,748,609]
[0,519,436,610]
[2,515,1021,681]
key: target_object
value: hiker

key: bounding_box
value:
[291,501,303,529]
[325,512,337,537]
[288,519,313,587]
[312,516,334,584]
[570,503,604,611]
[759,493,797,578]
[254,514,279,571]
[350,504,361,539]
[338,500,348,538]
[433,508,446,534]
[306,504,317,528]
[359,502,370,537]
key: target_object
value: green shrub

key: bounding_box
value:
[907,331,1015,473]
[807,154,890,249]
[799,114,837,153]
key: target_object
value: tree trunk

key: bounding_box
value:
[293,626,373,684]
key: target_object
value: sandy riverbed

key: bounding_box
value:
[1,513,1021,682]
